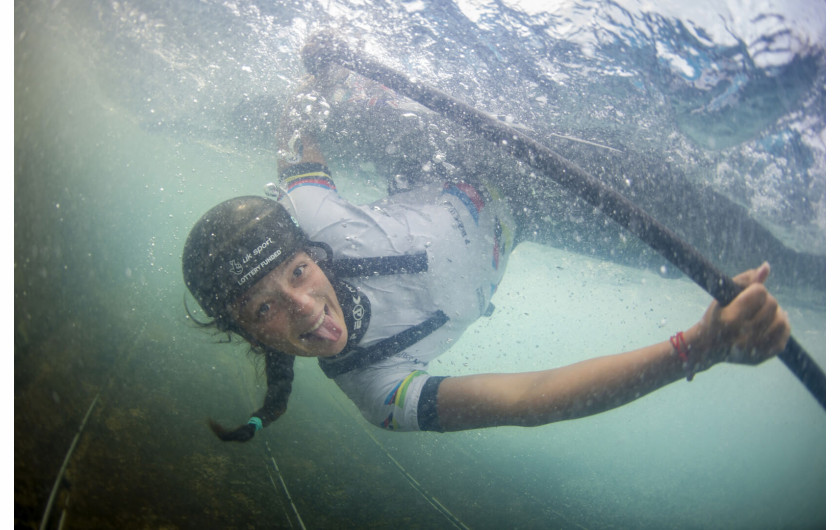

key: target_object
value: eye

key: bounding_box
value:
[292,263,307,278]
[254,302,272,320]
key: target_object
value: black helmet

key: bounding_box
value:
[182,196,308,323]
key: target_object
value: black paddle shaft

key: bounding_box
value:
[301,34,826,409]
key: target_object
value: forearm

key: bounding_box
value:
[513,339,686,422]
[277,134,326,174]
[437,325,706,431]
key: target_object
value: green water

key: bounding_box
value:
[15,1,826,528]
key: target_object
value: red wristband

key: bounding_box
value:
[670,331,695,381]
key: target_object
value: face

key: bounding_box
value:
[231,251,348,357]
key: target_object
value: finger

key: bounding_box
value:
[768,311,791,353]
[739,302,788,362]
[731,262,770,288]
[737,294,778,349]
[751,288,779,325]
[756,307,790,355]
[724,282,769,323]
[754,262,770,284]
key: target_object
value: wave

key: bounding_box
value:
[73,0,825,253]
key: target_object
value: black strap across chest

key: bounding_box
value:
[316,249,450,379]
[318,310,449,378]
[331,252,429,278]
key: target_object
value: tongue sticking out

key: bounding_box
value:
[307,312,343,342]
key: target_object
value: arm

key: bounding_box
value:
[276,70,339,175]
[436,263,790,431]
[278,133,327,174]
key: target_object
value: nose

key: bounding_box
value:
[282,285,318,316]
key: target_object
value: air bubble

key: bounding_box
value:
[263,182,280,198]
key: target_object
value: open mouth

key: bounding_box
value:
[299,305,344,345]
[300,307,327,340]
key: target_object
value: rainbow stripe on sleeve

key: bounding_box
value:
[283,170,336,192]
[384,370,427,408]
[443,182,485,224]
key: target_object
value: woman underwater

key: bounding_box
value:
[182,71,790,442]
